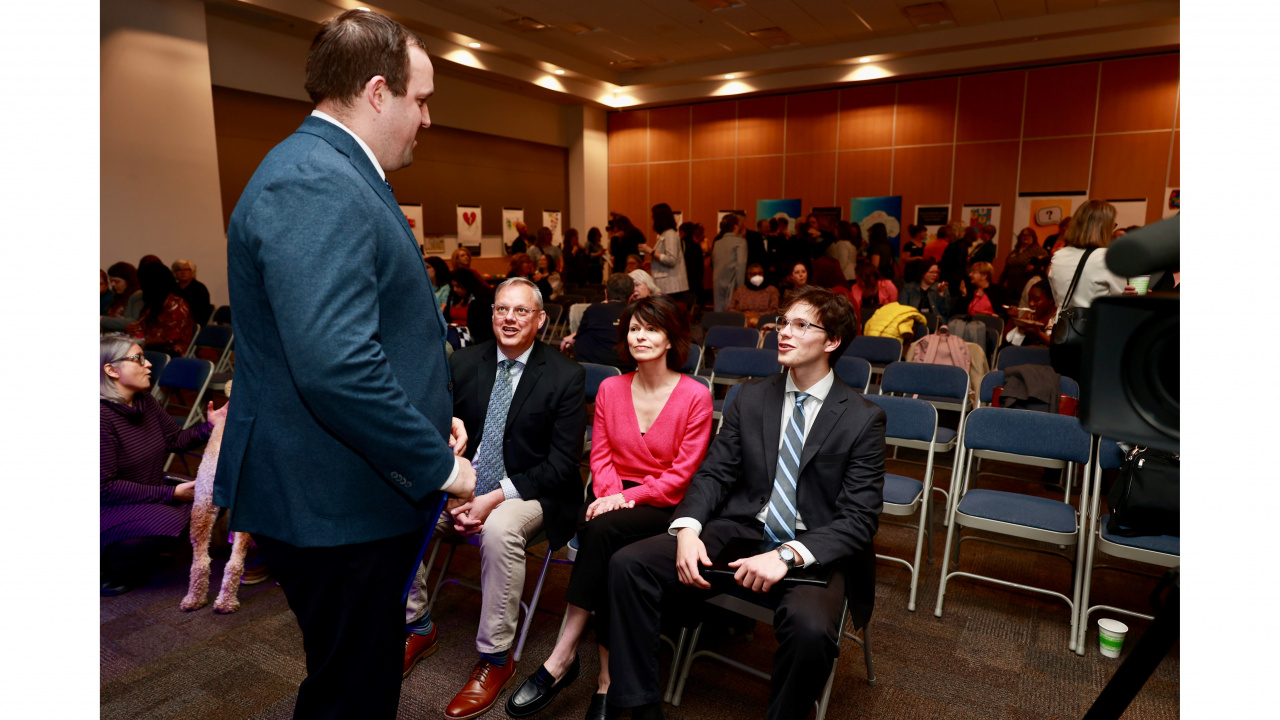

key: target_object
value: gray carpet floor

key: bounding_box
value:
[101,456,1178,720]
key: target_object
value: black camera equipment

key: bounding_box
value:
[1078,213,1179,719]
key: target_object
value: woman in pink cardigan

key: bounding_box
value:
[508,295,713,720]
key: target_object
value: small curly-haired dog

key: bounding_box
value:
[180,381,252,613]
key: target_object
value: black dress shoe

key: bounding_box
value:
[584,692,609,720]
[505,656,579,718]
[100,577,142,597]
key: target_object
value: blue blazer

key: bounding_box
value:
[213,116,455,547]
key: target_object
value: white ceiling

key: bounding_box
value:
[204,0,1179,108]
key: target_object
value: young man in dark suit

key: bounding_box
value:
[607,285,886,720]
[214,10,475,719]
[403,277,586,719]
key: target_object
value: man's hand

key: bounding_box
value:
[729,550,789,594]
[448,457,477,499]
[207,400,229,426]
[675,527,712,589]
[449,417,468,457]
[585,492,633,520]
[559,334,576,353]
[450,489,502,536]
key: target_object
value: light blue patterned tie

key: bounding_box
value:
[473,359,518,496]
[764,392,810,547]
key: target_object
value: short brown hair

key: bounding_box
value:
[778,285,858,362]
[615,296,691,370]
[1064,200,1117,249]
[305,9,427,107]
[968,261,995,284]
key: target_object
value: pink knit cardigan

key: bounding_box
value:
[589,373,713,507]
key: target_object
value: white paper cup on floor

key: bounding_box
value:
[1128,275,1151,294]
[1097,618,1129,658]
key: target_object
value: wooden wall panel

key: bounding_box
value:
[957,70,1026,142]
[838,84,896,150]
[691,159,736,232]
[1019,137,1092,193]
[784,153,837,210]
[952,141,1020,268]
[608,164,648,231]
[608,111,648,165]
[736,96,786,156]
[895,77,958,146]
[649,106,691,162]
[891,146,953,234]
[692,100,737,159]
[785,90,839,154]
[736,155,784,226]
[1096,55,1180,134]
[648,161,691,219]
[1023,63,1099,138]
[836,150,893,203]
[1168,131,1179,187]
[1089,133,1172,225]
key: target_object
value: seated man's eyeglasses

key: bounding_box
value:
[775,317,829,337]
[492,305,537,319]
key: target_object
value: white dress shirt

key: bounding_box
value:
[669,369,836,567]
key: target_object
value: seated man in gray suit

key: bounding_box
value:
[404,277,586,720]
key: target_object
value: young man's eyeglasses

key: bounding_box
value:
[775,317,829,337]
[111,354,149,366]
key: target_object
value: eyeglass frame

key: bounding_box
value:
[774,317,830,337]
[490,304,541,319]
[110,354,150,366]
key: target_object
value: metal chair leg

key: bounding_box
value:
[513,549,555,662]
[663,627,688,704]
[429,542,457,610]
[670,622,703,706]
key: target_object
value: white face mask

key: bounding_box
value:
[749,275,764,287]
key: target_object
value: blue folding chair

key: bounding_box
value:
[700,311,746,331]
[211,305,232,326]
[761,330,778,351]
[995,345,1052,371]
[710,348,780,421]
[187,324,235,393]
[865,394,942,611]
[143,351,169,401]
[935,408,1094,652]
[880,362,970,525]
[155,358,215,472]
[833,356,871,393]
[700,326,764,378]
[979,370,1080,408]
[716,382,746,432]
[580,363,621,453]
[686,374,712,394]
[681,344,703,375]
[1075,439,1179,656]
[846,336,902,374]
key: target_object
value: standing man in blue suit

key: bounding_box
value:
[213,10,476,720]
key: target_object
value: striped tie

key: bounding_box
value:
[764,392,810,547]
[473,359,518,496]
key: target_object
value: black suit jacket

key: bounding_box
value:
[450,340,586,550]
[672,372,886,627]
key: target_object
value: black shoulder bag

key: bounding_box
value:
[1106,446,1180,537]
[1048,247,1096,379]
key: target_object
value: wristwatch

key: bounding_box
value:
[777,545,798,569]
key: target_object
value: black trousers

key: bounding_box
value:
[565,491,675,648]
[101,535,182,583]
[607,518,847,720]
[256,527,426,720]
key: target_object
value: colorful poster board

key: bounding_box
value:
[456,205,481,250]
[542,210,563,246]
[757,199,803,235]
[1013,193,1085,249]
[961,204,1002,246]
[849,196,903,253]
[914,205,949,241]
[1163,187,1179,219]
[502,208,524,247]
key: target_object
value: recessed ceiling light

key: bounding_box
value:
[468,42,482,48]
[725,74,736,79]
[554,69,565,75]
[858,57,871,63]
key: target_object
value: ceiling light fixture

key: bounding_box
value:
[725,74,735,79]
[468,42,481,48]
[554,69,565,75]
[858,57,871,63]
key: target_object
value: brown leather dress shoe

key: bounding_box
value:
[403,626,439,679]
[445,658,518,720]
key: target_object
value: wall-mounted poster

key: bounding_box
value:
[1013,192,1085,249]
[502,208,524,248]
[456,205,481,251]
[811,206,842,231]
[542,210,563,246]
[1108,199,1148,231]
[400,203,425,249]
[914,205,949,241]
[422,234,444,254]
[717,210,745,232]
[1163,187,1179,219]
[757,199,803,235]
[849,196,903,253]
[672,211,683,229]
[961,204,1002,247]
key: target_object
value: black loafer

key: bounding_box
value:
[100,577,142,597]
[584,692,609,720]
[505,655,579,718]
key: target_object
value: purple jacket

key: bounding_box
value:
[100,395,212,548]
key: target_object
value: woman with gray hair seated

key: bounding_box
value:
[99,334,228,596]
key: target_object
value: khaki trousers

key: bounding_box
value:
[404,497,545,654]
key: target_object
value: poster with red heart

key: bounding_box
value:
[456,205,482,250]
